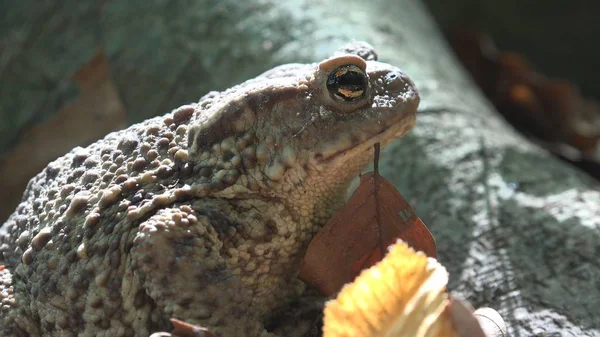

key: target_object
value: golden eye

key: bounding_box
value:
[326,64,368,102]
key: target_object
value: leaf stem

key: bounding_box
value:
[373,142,385,258]
[374,143,380,175]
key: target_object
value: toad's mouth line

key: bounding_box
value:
[322,113,416,165]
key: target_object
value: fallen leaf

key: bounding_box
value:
[299,143,436,297]
[169,318,214,337]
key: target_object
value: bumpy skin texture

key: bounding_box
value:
[0,42,419,337]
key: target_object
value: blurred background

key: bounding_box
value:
[425,0,600,182]
[1,0,599,223]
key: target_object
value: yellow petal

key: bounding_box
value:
[323,240,459,337]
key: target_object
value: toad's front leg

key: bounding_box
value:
[131,200,307,337]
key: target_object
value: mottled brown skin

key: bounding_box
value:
[0,42,419,337]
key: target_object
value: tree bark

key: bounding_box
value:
[1,0,598,335]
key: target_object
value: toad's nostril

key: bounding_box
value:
[385,72,399,82]
[384,71,407,91]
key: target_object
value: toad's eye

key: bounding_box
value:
[326,65,368,102]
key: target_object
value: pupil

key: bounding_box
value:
[327,65,367,101]
[340,71,363,87]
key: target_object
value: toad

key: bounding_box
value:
[0,42,419,337]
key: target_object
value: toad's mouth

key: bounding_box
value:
[320,113,416,165]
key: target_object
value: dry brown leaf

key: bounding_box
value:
[299,144,436,297]
[170,318,214,337]
[147,318,215,337]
